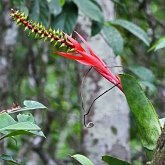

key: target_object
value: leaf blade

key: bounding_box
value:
[73,0,104,22]
[0,122,41,132]
[112,19,150,46]
[53,2,78,34]
[102,24,124,55]
[120,74,161,151]
[71,154,94,165]
[0,154,19,164]
[102,155,132,165]
[150,37,165,51]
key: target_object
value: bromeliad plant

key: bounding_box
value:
[10,9,165,165]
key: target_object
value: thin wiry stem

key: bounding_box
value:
[83,83,119,128]
[80,67,93,113]
[80,65,121,128]
[105,65,122,68]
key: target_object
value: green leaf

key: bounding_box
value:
[19,5,29,16]
[128,66,155,82]
[0,113,44,139]
[91,21,103,36]
[29,0,40,21]
[112,19,150,46]
[16,114,45,137]
[102,25,123,55]
[53,2,78,34]
[58,0,65,6]
[140,81,156,95]
[23,100,47,109]
[120,74,161,151]
[0,154,19,164]
[0,113,16,130]
[10,100,47,113]
[73,0,104,22]
[17,113,34,123]
[47,0,62,15]
[0,122,41,132]
[150,37,165,51]
[102,155,132,165]
[71,154,94,165]
[0,130,34,141]
[0,129,45,141]
[29,0,49,27]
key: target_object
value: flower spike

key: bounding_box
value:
[10,9,75,52]
[10,8,122,91]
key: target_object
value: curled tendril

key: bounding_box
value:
[81,67,120,128]
[83,115,94,128]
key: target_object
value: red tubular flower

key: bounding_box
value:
[56,32,123,91]
[10,9,122,92]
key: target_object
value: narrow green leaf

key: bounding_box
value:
[102,25,123,55]
[73,0,104,22]
[112,19,150,46]
[102,155,132,165]
[150,37,165,51]
[120,74,161,150]
[71,154,94,165]
[53,2,78,34]
[0,154,19,164]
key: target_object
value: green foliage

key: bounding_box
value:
[111,19,150,46]
[71,154,94,165]
[29,0,49,27]
[128,66,156,95]
[0,154,19,164]
[47,0,62,16]
[0,101,46,140]
[0,100,46,163]
[72,0,104,22]
[52,2,78,34]
[150,37,165,51]
[128,66,155,82]
[120,74,161,151]
[13,100,47,113]
[91,21,103,36]
[102,24,124,55]
[102,155,132,165]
